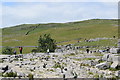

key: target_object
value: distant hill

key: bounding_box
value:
[2,19,118,53]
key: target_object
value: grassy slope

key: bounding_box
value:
[2,19,118,54]
[0,29,2,53]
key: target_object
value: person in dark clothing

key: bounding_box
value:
[19,47,23,54]
[113,36,115,38]
[106,47,110,53]
[86,49,89,53]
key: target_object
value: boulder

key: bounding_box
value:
[0,55,10,60]
[2,65,10,72]
[55,68,61,74]
[115,70,120,77]
[22,61,31,65]
[30,62,36,65]
[5,69,13,73]
[17,72,25,77]
[111,56,120,69]
[85,60,99,66]
[102,54,119,62]
[95,62,110,70]
[112,55,120,62]
[110,48,120,53]
[0,69,4,73]
[102,54,110,61]
[107,54,115,62]
[29,66,36,71]
[64,70,74,78]
[111,62,120,69]
[15,62,21,66]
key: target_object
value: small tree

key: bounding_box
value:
[37,34,57,52]
[2,46,13,55]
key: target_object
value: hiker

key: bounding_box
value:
[13,50,16,55]
[19,47,23,54]
[106,47,110,53]
[86,49,89,53]
[47,49,49,55]
[113,36,115,38]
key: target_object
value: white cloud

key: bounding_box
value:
[1,0,120,2]
[1,2,118,28]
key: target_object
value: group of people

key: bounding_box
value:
[13,47,23,55]
[13,47,50,55]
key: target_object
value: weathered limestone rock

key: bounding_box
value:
[102,54,110,61]
[102,54,119,62]
[115,70,120,77]
[1,48,119,78]
[110,48,120,53]
[30,61,36,65]
[5,69,13,73]
[111,56,120,69]
[29,66,36,71]
[22,61,31,65]
[0,69,4,73]
[0,55,10,61]
[89,60,99,66]
[15,62,21,66]
[111,62,119,69]
[17,72,25,77]
[95,62,110,70]
[2,65,10,72]
[64,70,74,78]
[55,68,61,73]
[112,55,120,62]
[107,54,115,62]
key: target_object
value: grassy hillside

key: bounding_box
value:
[2,19,118,54]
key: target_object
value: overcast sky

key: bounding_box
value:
[0,0,119,28]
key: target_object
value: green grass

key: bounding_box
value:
[3,72,17,77]
[2,19,118,54]
[75,39,117,47]
[93,53,104,56]
[63,53,76,57]
[73,58,82,61]
[52,63,62,68]
[74,58,96,61]
[83,58,96,60]
[12,47,35,54]
[109,68,120,71]
[88,71,94,75]
[93,74,99,78]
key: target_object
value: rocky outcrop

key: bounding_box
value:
[110,48,120,53]
[95,62,111,70]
